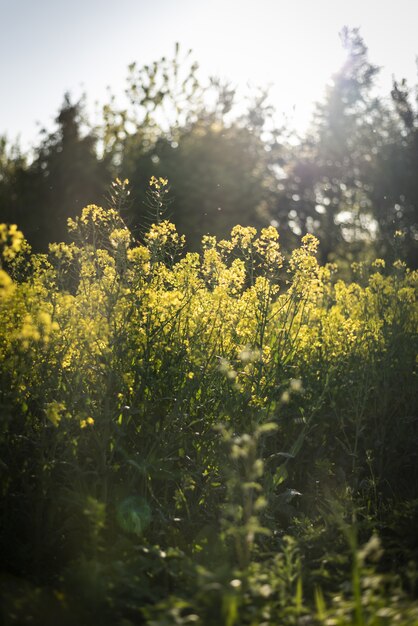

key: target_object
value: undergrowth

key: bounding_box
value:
[0,179,417,625]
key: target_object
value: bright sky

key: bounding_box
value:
[1,0,417,149]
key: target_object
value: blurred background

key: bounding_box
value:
[1,0,417,266]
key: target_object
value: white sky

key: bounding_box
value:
[1,0,417,149]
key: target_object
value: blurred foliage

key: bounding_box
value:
[1,95,111,250]
[274,28,418,268]
[1,33,417,265]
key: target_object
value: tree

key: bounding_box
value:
[0,96,111,251]
[274,28,383,262]
[28,95,111,249]
[0,138,30,232]
[369,78,418,266]
[121,99,282,248]
[106,48,284,248]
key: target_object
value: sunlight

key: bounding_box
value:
[1,1,418,622]
[182,1,348,131]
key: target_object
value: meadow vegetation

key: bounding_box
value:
[0,178,417,624]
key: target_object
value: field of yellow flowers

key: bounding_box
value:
[0,179,417,625]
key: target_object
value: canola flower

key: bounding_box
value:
[0,187,417,626]
[0,186,415,464]
[80,417,95,429]
[0,197,415,430]
[0,223,24,261]
[149,175,168,189]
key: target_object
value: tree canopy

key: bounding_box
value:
[1,32,417,265]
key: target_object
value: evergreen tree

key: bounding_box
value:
[29,95,110,249]
[370,78,418,266]
[275,28,383,262]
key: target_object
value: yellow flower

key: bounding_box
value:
[0,223,24,261]
[45,401,65,427]
[110,228,130,249]
[0,269,14,298]
[393,259,406,271]
[80,417,94,429]
[372,258,385,270]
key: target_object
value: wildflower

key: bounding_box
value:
[0,269,14,298]
[281,391,290,404]
[0,223,24,261]
[145,220,184,247]
[290,378,303,393]
[230,225,257,250]
[45,401,65,427]
[372,258,385,270]
[149,176,168,190]
[110,228,130,249]
[393,259,406,271]
[80,417,94,429]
